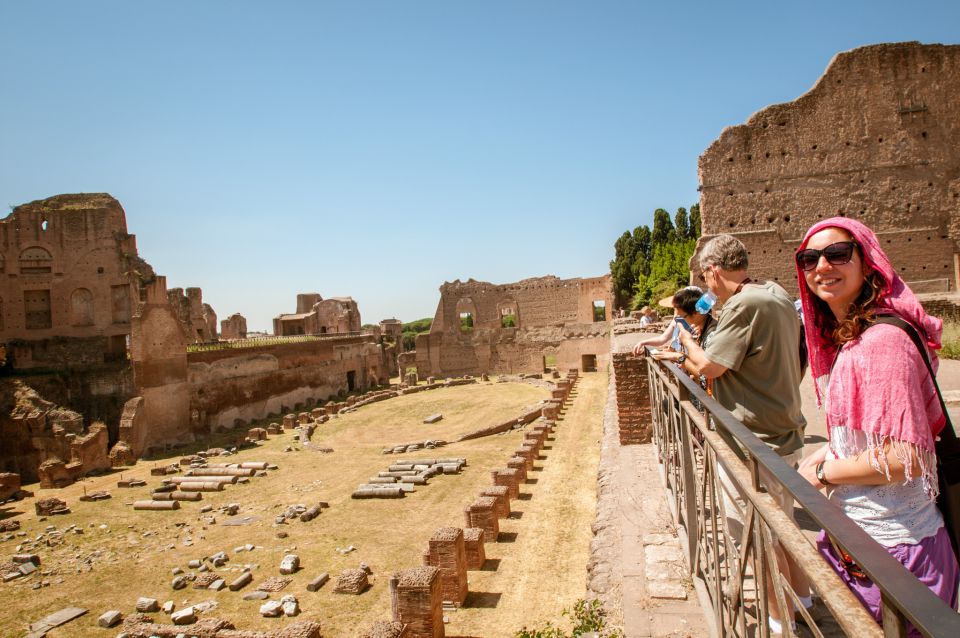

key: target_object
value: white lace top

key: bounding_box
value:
[825,426,943,547]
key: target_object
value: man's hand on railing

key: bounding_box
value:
[651,347,680,362]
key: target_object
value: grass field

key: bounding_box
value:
[0,375,606,638]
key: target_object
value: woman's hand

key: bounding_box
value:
[797,444,829,489]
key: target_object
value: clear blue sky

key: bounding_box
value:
[2,1,957,332]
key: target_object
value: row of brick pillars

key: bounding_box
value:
[364,370,580,638]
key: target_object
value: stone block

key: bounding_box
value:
[423,527,467,606]
[391,566,443,638]
[462,528,486,569]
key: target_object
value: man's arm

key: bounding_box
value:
[678,328,728,379]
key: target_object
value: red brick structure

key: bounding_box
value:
[515,445,537,471]
[462,528,486,568]
[492,468,520,499]
[506,457,527,483]
[464,497,499,542]
[421,527,468,606]
[480,486,511,519]
[414,275,612,377]
[273,293,361,336]
[611,349,652,445]
[391,567,444,638]
[220,313,247,340]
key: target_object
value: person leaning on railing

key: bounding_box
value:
[674,234,810,634]
[646,286,717,391]
[792,217,959,631]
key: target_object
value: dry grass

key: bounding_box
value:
[940,320,960,359]
[0,377,603,637]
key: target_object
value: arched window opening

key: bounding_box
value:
[20,246,53,274]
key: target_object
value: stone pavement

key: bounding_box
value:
[617,442,710,638]
[593,354,709,637]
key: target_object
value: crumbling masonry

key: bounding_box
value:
[696,42,960,293]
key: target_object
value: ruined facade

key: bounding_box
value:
[273,293,362,336]
[415,275,613,377]
[697,42,960,293]
[220,312,248,340]
[167,287,217,342]
[0,193,153,368]
[380,318,403,340]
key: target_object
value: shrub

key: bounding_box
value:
[515,599,623,638]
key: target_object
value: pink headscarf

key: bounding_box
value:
[796,217,943,398]
[795,218,945,486]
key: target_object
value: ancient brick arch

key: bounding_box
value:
[497,297,519,328]
[455,297,478,331]
[19,246,53,274]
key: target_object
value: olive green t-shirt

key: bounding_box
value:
[705,281,806,456]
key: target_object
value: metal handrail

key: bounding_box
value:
[644,349,960,637]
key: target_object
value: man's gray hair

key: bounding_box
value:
[698,234,749,271]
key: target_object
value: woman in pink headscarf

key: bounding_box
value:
[794,217,959,628]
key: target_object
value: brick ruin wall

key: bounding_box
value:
[415,274,613,377]
[0,194,150,352]
[696,42,960,294]
[220,312,248,340]
[186,334,386,432]
[167,286,218,342]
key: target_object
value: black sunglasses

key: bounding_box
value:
[795,241,858,271]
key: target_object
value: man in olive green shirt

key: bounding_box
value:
[678,234,808,632]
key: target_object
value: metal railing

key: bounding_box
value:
[186,332,365,353]
[644,351,960,637]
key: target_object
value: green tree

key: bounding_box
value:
[632,238,698,308]
[608,203,699,310]
[400,317,432,352]
[651,208,675,246]
[674,207,690,240]
[689,203,701,237]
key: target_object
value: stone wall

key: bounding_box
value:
[0,379,111,484]
[127,276,192,454]
[186,335,385,431]
[696,42,960,294]
[415,275,613,377]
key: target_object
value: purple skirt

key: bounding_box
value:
[817,526,959,636]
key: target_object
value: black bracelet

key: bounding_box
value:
[815,460,831,487]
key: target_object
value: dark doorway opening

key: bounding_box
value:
[581,354,597,372]
[346,370,356,392]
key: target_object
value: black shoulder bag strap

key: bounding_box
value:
[872,314,960,559]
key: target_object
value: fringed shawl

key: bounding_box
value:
[795,217,945,496]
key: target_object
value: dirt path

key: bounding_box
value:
[447,372,606,638]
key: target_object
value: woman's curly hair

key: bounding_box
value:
[810,249,886,346]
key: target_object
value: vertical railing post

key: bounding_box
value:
[677,379,698,568]
[881,594,908,637]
